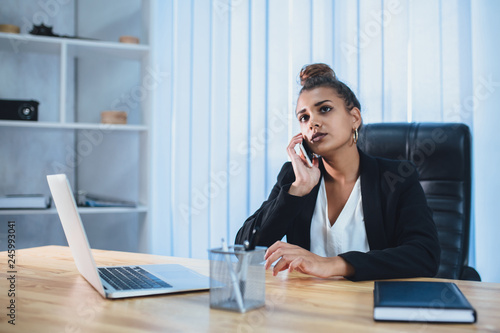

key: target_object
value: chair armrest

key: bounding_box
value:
[460,266,481,281]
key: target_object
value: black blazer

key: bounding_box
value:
[235,149,441,281]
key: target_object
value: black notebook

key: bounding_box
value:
[373,281,477,323]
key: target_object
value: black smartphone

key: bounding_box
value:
[299,139,314,167]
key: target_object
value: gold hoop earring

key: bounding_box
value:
[353,128,358,144]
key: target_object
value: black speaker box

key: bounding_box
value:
[0,99,39,121]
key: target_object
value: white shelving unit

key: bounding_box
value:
[0,0,153,252]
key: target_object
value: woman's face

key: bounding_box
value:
[295,86,361,156]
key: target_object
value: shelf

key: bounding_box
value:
[0,32,60,54]
[0,120,148,131]
[0,32,149,60]
[0,205,148,215]
[67,40,149,60]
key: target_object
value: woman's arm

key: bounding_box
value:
[235,134,321,246]
[235,163,311,246]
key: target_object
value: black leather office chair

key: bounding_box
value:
[358,122,480,281]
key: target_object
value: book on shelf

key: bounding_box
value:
[0,194,51,209]
[77,191,136,208]
[373,281,477,323]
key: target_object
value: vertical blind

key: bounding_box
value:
[151,0,475,261]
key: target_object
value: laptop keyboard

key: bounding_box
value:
[98,266,172,291]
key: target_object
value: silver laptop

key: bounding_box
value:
[47,174,209,299]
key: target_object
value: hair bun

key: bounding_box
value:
[299,63,337,86]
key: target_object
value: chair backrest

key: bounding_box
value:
[357,122,471,280]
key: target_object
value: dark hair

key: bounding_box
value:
[299,63,361,114]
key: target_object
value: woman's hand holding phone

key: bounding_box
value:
[286,133,321,197]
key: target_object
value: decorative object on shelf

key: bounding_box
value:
[0,99,39,121]
[29,23,57,37]
[0,24,20,34]
[29,23,97,40]
[77,191,136,208]
[0,194,51,209]
[119,35,140,44]
[101,110,127,124]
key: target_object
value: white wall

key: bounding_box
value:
[471,0,500,283]
[150,0,499,282]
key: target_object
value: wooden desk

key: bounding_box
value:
[1,246,499,332]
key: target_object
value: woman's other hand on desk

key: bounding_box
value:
[287,134,321,197]
[264,241,355,279]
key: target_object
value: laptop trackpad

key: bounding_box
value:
[143,264,209,290]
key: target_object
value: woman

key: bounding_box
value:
[235,63,440,281]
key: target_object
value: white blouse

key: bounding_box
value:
[309,176,369,257]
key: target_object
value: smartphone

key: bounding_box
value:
[299,140,314,167]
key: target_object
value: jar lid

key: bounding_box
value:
[119,35,139,44]
[0,24,21,34]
